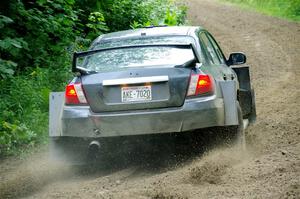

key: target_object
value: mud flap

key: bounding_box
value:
[220,80,239,126]
[232,66,256,121]
[49,92,64,137]
[249,88,256,123]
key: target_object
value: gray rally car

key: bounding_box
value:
[49,26,256,164]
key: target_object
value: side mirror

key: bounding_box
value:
[227,52,246,66]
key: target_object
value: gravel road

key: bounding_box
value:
[1,0,299,198]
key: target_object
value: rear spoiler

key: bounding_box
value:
[72,43,199,74]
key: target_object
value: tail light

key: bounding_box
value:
[65,82,87,105]
[187,74,214,96]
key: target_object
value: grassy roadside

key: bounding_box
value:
[220,0,300,21]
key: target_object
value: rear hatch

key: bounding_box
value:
[75,41,197,112]
[82,67,191,112]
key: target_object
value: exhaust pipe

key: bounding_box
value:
[88,140,101,154]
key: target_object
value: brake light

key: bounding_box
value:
[187,74,214,96]
[65,82,87,105]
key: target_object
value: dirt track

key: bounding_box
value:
[1,0,300,198]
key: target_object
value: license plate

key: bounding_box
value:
[121,85,152,102]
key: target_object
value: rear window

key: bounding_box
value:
[80,36,196,72]
[82,46,195,72]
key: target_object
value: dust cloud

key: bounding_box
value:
[0,151,73,199]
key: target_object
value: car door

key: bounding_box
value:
[206,32,238,80]
[203,32,255,118]
[198,32,236,82]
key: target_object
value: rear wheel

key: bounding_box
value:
[211,102,245,149]
[224,103,245,149]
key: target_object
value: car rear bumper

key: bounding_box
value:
[60,95,225,137]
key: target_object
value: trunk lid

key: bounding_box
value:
[81,67,191,112]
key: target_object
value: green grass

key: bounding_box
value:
[221,0,300,21]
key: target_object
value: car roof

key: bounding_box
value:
[94,26,204,43]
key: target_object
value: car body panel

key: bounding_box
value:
[82,67,191,112]
[49,79,239,138]
[51,93,227,137]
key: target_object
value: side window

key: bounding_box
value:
[206,33,226,64]
[199,32,221,65]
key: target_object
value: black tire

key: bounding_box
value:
[219,102,245,149]
[235,103,246,149]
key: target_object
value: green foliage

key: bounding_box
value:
[0,0,187,156]
[0,121,36,154]
[0,0,76,156]
[0,15,13,28]
[86,12,109,39]
[0,59,17,79]
[99,0,187,30]
[222,0,300,21]
[165,8,178,26]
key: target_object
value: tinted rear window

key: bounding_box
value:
[81,36,197,72]
[82,46,195,72]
